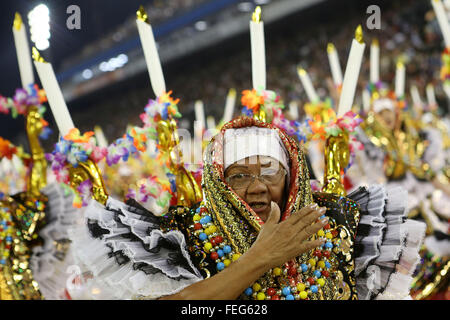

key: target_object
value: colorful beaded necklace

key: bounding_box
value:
[191,202,337,300]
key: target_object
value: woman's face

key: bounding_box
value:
[377,109,396,130]
[224,155,287,222]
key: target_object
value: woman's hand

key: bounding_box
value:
[247,202,328,270]
[161,202,328,300]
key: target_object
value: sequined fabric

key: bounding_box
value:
[0,193,45,300]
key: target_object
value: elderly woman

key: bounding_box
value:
[68,117,424,300]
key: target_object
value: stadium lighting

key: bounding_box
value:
[82,69,93,79]
[98,53,129,73]
[237,2,253,12]
[28,4,51,51]
[194,21,208,31]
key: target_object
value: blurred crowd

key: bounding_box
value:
[59,0,448,148]
[59,0,207,71]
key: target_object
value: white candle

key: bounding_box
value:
[432,0,450,47]
[193,120,203,147]
[426,84,437,106]
[370,39,380,83]
[136,6,166,97]
[222,88,237,123]
[410,85,423,109]
[94,125,108,148]
[195,100,206,132]
[297,68,319,103]
[362,89,371,113]
[327,43,343,86]
[206,116,216,131]
[444,82,450,99]
[395,61,405,99]
[337,26,366,117]
[33,48,75,137]
[250,6,266,90]
[12,13,34,89]
[288,101,299,120]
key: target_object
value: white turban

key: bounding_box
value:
[373,98,395,113]
[223,127,289,172]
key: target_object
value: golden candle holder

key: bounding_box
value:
[322,132,350,196]
[157,117,202,207]
[68,159,109,206]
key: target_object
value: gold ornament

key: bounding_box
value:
[31,47,46,63]
[156,117,202,207]
[13,12,22,31]
[252,6,262,23]
[68,159,109,205]
[322,132,349,196]
[25,105,47,198]
[136,5,149,23]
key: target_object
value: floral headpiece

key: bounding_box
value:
[0,84,52,139]
[241,88,284,120]
[240,88,309,143]
[366,81,407,110]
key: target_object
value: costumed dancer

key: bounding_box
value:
[0,12,78,300]
[43,6,426,300]
[407,0,450,299]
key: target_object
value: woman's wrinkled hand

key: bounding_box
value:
[248,201,328,270]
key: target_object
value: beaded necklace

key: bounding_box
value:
[190,202,337,300]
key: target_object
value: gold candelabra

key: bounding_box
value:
[157,117,202,207]
[322,132,350,196]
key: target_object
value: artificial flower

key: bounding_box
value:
[241,89,264,111]
[64,128,95,144]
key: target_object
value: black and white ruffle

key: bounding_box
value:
[67,197,203,299]
[30,182,81,300]
[349,185,426,300]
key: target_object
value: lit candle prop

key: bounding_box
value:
[337,25,366,117]
[222,88,237,123]
[12,13,34,88]
[426,84,437,107]
[410,85,423,109]
[327,43,343,86]
[288,101,299,120]
[94,125,108,148]
[395,61,405,98]
[136,6,166,97]
[33,48,75,136]
[250,6,266,90]
[431,0,450,47]
[362,89,371,113]
[297,67,319,103]
[194,100,206,132]
[206,116,216,131]
[370,39,380,84]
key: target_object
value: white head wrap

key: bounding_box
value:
[373,98,395,113]
[223,127,289,172]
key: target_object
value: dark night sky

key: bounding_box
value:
[1,0,155,95]
[0,0,153,140]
